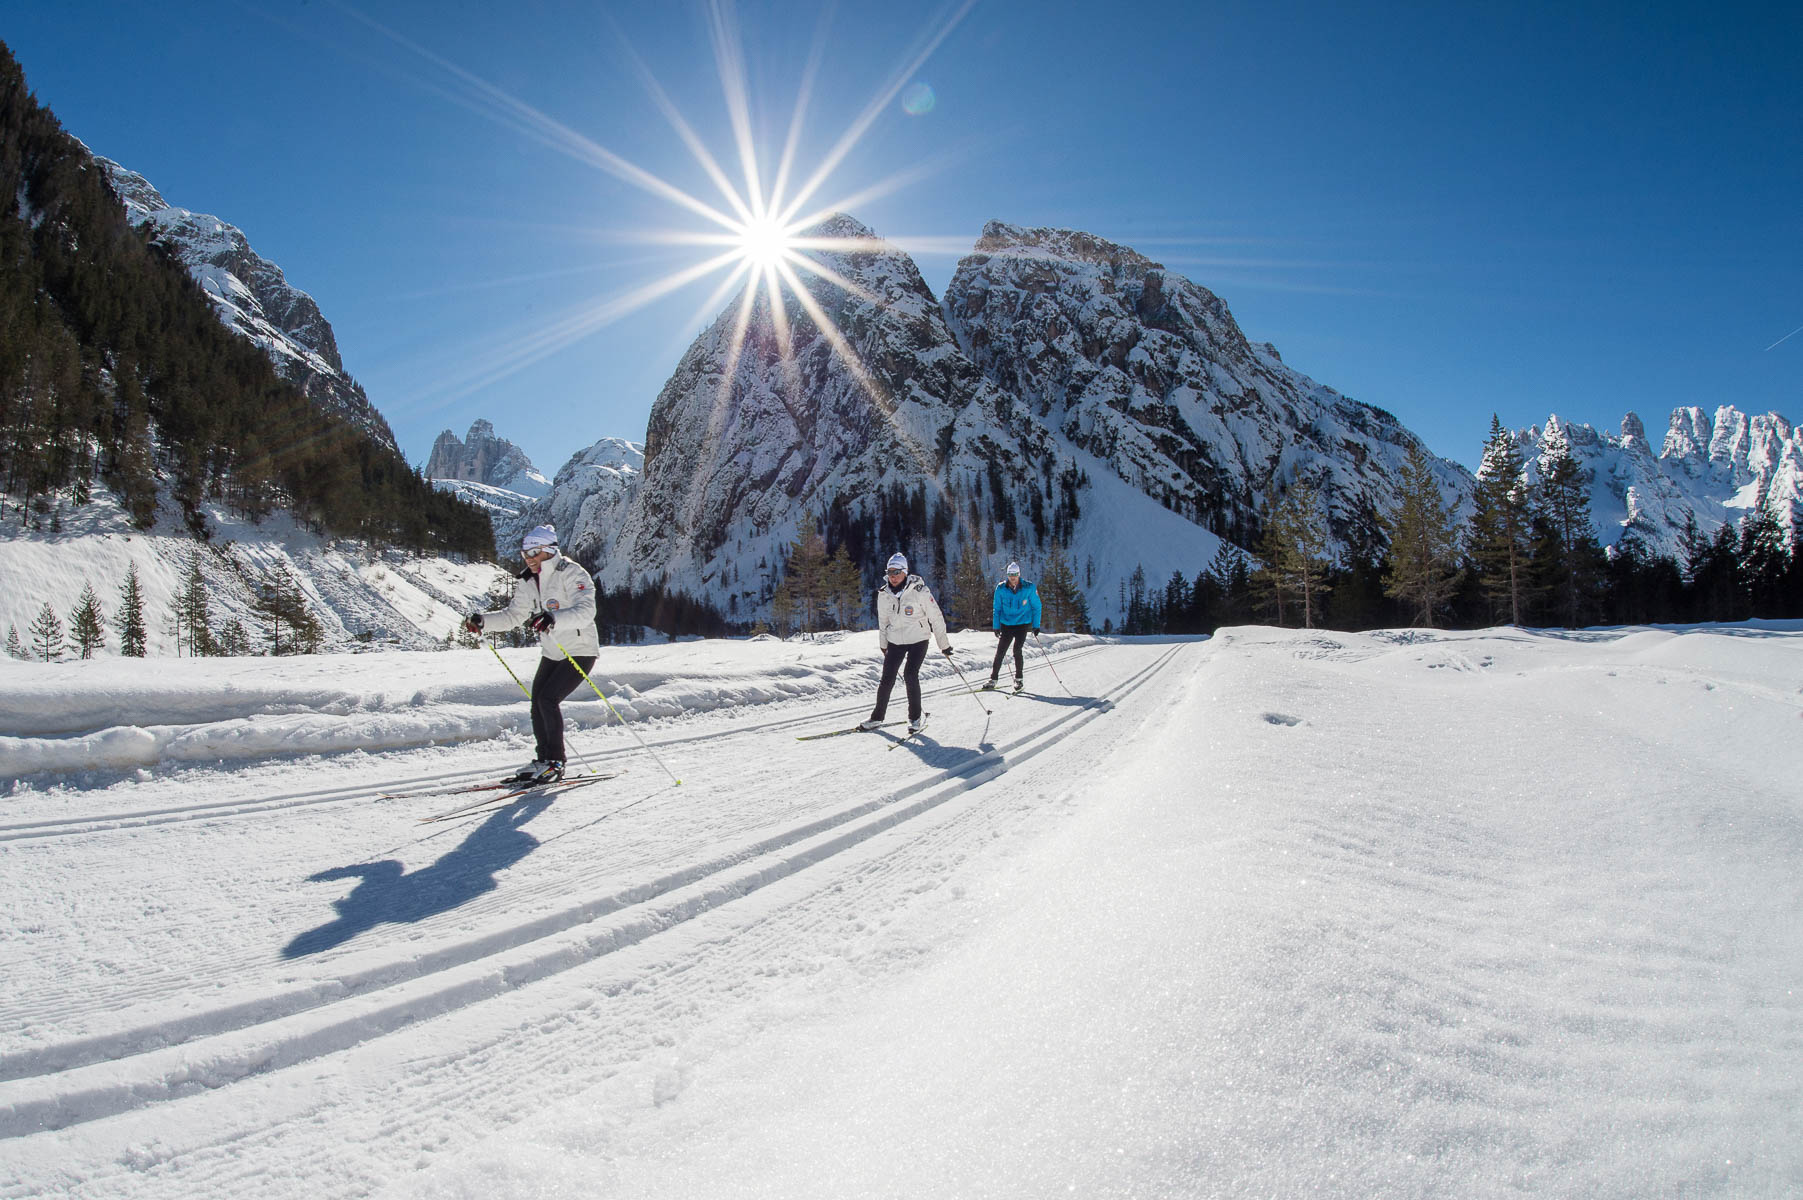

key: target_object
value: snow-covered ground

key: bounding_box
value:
[1,624,1800,1198]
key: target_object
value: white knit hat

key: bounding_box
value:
[1005,561,1021,576]
[885,552,908,573]
[521,525,559,554]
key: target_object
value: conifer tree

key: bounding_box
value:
[115,562,148,657]
[825,547,864,629]
[771,517,832,634]
[29,601,64,662]
[6,624,25,660]
[69,581,106,658]
[217,617,251,657]
[1258,481,1334,629]
[1039,541,1086,633]
[1529,436,1606,627]
[950,536,990,630]
[1739,508,1790,616]
[1466,416,1533,625]
[173,549,219,656]
[1383,444,1463,627]
[1204,543,1254,631]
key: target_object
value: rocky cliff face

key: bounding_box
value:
[532,216,1476,623]
[941,221,1471,546]
[425,420,549,497]
[1516,407,1803,558]
[589,214,1075,618]
[95,156,399,455]
[508,437,643,567]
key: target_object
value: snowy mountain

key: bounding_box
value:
[1514,407,1803,558]
[533,216,1471,625]
[507,437,644,566]
[425,421,550,499]
[944,222,1474,545]
[95,155,400,455]
[426,420,553,539]
[584,214,1080,619]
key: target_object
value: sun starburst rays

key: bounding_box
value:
[343,0,982,527]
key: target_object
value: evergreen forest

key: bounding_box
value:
[0,41,493,557]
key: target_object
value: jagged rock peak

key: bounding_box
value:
[425,420,549,499]
[972,221,1164,275]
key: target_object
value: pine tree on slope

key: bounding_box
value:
[69,582,106,658]
[115,563,148,657]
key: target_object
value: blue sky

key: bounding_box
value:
[7,0,1799,475]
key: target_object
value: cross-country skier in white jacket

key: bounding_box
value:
[861,552,953,734]
[464,525,598,783]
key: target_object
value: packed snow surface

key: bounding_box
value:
[1,624,1800,1198]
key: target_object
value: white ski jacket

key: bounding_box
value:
[874,575,951,653]
[481,552,600,659]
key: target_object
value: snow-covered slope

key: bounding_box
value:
[94,155,399,455]
[1516,407,1803,557]
[506,436,644,566]
[1,625,1797,1197]
[0,484,511,659]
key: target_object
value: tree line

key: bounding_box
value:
[1112,419,1803,636]
[0,41,493,557]
[6,554,326,662]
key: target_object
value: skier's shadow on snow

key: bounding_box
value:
[283,797,552,958]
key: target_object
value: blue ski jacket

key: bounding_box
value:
[992,579,1042,629]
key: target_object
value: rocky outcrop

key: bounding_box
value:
[1517,407,1803,557]
[424,420,549,497]
[942,221,1472,546]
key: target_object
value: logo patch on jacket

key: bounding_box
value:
[904,605,915,615]
[546,600,561,611]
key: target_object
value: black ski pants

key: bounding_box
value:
[531,653,595,763]
[871,639,929,723]
[990,624,1030,682]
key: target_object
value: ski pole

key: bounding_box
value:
[490,642,598,775]
[551,635,682,786]
[1033,633,1074,696]
[940,648,992,716]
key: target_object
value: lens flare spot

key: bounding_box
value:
[900,82,936,116]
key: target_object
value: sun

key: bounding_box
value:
[735,215,797,272]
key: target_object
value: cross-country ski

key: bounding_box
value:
[416,770,626,824]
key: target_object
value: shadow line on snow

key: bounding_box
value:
[284,796,552,958]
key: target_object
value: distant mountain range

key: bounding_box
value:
[1513,408,1803,561]
[105,145,1802,626]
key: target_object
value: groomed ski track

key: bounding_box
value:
[0,639,1191,1198]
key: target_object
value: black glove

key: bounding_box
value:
[1032,628,1040,636]
[527,611,555,633]
[993,629,1002,638]
[464,613,484,634]
[943,646,954,657]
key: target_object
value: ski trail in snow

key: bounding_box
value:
[0,644,1182,1138]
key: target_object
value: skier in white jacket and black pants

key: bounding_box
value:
[465,525,599,784]
[861,552,953,734]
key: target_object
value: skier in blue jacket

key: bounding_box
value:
[986,561,1041,692]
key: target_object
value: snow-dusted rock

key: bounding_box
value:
[1516,406,1803,556]
[95,156,398,455]
[942,221,1473,543]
